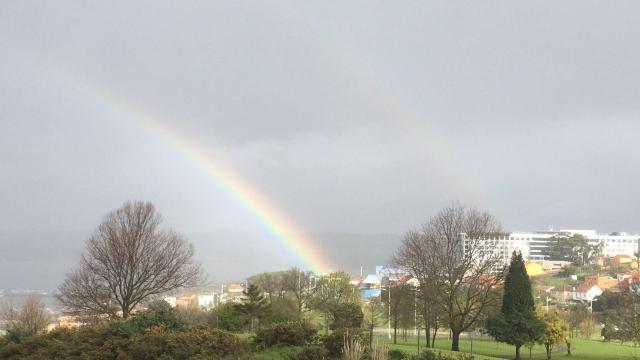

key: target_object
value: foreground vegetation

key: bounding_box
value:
[3,298,638,360]
[0,300,478,360]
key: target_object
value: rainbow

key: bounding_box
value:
[63,75,332,274]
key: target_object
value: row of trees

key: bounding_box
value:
[53,201,362,331]
[248,268,360,333]
[388,204,605,360]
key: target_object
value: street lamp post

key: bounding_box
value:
[546,296,550,313]
[414,290,417,336]
[388,283,391,340]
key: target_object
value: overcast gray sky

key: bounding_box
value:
[2,1,640,289]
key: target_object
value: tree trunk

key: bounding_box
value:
[451,330,461,351]
[515,344,521,360]
[324,311,329,335]
[545,344,551,360]
[431,325,437,347]
[393,319,398,344]
[423,306,431,348]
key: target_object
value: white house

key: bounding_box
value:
[198,294,216,309]
[573,284,603,302]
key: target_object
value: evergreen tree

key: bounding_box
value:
[208,303,247,332]
[487,252,542,360]
[241,284,270,332]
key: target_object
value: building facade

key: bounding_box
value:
[477,229,639,264]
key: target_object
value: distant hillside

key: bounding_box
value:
[0,229,401,289]
[0,229,88,290]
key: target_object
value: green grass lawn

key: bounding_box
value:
[380,336,640,360]
[248,336,640,360]
[541,277,570,287]
[250,345,302,359]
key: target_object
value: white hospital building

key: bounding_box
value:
[478,229,639,264]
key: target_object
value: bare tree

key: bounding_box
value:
[281,267,314,317]
[249,271,287,303]
[392,230,442,348]
[58,201,202,319]
[1,295,52,336]
[393,204,505,352]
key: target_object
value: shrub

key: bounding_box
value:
[388,349,407,360]
[209,302,247,332]
[559,266,578,277]
[269,297,299,324]
[321,330,367,358]
[0,324,247,360]
[293,345,329,360]
[254,321,317,349]
[165,327,248,359]
[410,351,436,360]
[175,306,210,328]
[371,345,389,360]
[99,302,187,340]
[409,351,473,360]
[342,338,365,360]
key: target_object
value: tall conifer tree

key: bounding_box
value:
[487,252,541,360]
[241,284,270,332]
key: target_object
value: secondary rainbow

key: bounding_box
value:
[65,76,332,274]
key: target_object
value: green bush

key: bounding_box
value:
[165,327,248,359]
[0,324,247,360]
[292,345,329,360]
[409,351,473,360]
[209,302,247,332]
[253,321,317,349]
[388,349,408,360]
[320,330,367,358]
[410,351,434,360]
[268,297,299,324]
[100,302,187,339]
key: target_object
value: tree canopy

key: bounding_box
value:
[546,234,602,266]
[487,251,541,360]
[57,201,201,319]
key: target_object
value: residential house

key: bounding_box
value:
[583,275,618,291]
[175,295,197,307]
[610,255,634,267]
[573,283,603,302]
[198,294,216,309]
[226,283,246,303]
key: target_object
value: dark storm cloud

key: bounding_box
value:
[2,1,640,288]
